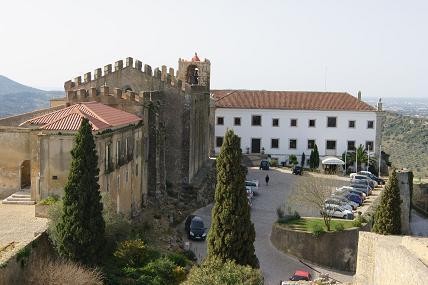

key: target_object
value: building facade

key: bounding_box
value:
[213,90,383,166]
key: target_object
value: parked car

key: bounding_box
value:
[259,160,270,170]
[350,174,377,188]
[288,270,312,281]
[246,186,254,199]
[184,215,207,241]
[323,205,354,219]
[339,186,367,197]
[335,187,366,200]
[358,171,385,185]
[245,180,259,190]
[350,183,371,195]
[325,198,353,211]
[329,195,359,210]
[292,165,303,175]
[342,193,363,206]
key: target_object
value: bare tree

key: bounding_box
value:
[287,177,340,231]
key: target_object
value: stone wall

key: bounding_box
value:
[271,223,370,272]
[396,170,412,234]
[0,127,31,194]
[354,232,428,285]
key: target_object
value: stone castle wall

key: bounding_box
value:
[354,232,428,285]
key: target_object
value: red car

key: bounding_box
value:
[289,270,312,281]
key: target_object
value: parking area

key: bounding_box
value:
[181,167,356,284]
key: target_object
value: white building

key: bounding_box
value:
[212,90,383,166]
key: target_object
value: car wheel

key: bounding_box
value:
[343,215,347,219]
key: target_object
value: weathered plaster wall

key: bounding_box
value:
[397,170,412,234]
[354,232,428,285]
[0,127,31,193]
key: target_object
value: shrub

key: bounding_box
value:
[47,200,63,250]
[352,214,367,228]
[334,223,345,232]
[270,159,278,167]
[167,252,190,267]
[183,249,197,262]
[114,239,160,267]
[25,258,103,284]
[182,257,263,285]
[276,206,285,219]
[311,224,325,237]
[288,155,298,165]
[137,257,184,285]
[38,195,60,206]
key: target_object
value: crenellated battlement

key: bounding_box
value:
[66,85,143,104]
[64,57,184,92]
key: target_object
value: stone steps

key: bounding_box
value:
[2,191,35,205]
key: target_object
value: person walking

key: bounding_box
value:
[265,174,270,186]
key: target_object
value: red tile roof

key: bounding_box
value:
[20,102,141,131]
[212,90,376,111]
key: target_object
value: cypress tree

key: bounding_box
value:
[313,144,320,168]
[309,150,315,169]
[207,129,258,268]
[372,169,402,235]
[57,118,105,264]
[301,152,306,167]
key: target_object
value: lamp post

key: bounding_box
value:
[367,145,370,172]
[355,147,358,172]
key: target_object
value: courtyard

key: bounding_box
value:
[182,167,359,285]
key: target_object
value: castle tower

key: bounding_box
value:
[177,52,211,90]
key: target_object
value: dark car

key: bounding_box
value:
[184,215,206,241]
[358,171,385,185]
[292,165,303,175]
[259,160,270,170]
[289,270,312,281]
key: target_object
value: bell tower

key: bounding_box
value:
[177,52,210,90]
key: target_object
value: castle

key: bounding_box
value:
[0,54,212,216]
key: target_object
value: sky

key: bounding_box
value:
[0,0,427,98]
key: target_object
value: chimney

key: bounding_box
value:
[357,91,361,101]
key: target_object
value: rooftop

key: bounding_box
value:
[212,90,376,111]
[20,102,141,131]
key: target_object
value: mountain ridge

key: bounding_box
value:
[0,75,64,118]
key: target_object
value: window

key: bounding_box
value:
[105,143,112,172]
[347,141,356,151]
[348,120,356,128]
[366,141,374,151]
[327,117,337,128]
[307,139,315,149]
[252,115,262,126]
[216,117,224,125]
[290,119,297,127]
[116,140,120,165]
[367,120,374,129]
[289,139,297,149]
[216,136,224,147]
[308,119,316,127]
[271,138,279,148]
[326,140,336,150]
[272,118,279,127]
[234,117,241,126]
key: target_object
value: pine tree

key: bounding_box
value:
[313,144,320,169]
[372,169,402,235]
[207,129,258,268]
[57,118,105,264]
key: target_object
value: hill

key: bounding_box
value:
[0,75,64,118]
[382,111,428,179]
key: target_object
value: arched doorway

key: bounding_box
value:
[20,160,31,189]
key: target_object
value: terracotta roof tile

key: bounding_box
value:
[20,102,141,131]
[212,90,376,111]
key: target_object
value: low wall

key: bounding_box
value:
[0,233,56,285]
[271,222,370,272]
[354,232,428,285]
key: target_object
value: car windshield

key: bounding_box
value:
[190,220,204,229]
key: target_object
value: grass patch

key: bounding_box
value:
[279,217,355,232]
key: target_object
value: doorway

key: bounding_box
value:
[20,160,31,189]
[251,138,261,153]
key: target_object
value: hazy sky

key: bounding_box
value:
[1,0,427,98]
